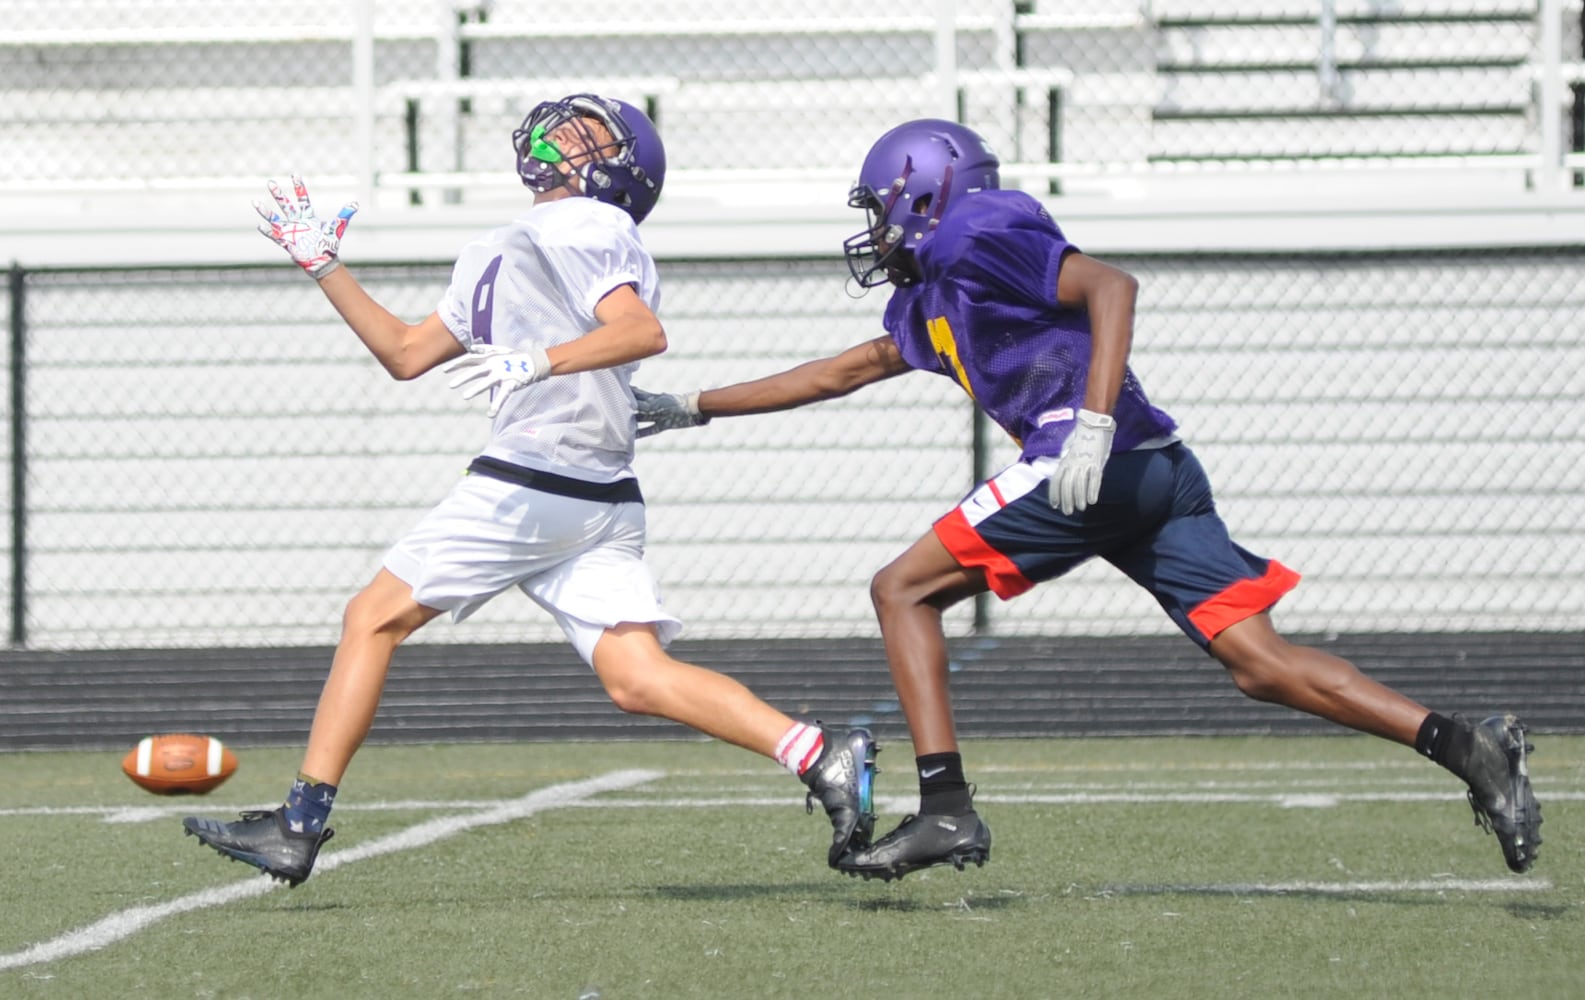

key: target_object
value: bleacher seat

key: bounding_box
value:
[0,0,1575,216]
[1149,0,1540,165]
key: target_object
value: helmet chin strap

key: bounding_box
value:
[530,169,575,196]
[929,164,954,228]
[877,157,914,232]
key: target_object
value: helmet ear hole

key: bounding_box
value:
[911,193,932,215]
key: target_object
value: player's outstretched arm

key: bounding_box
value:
[708,336,909,416]
[254,175,462,379]
[316,271,463,380]
[634,335,908,438]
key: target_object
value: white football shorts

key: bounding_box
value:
[383,473,682,665]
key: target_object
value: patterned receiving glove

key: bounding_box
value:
[443,344,553,418]
[1048,408,1116,515]
[634,388,709,438]
[254,175,358,278]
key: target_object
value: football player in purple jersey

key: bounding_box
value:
[636,118,1541,881]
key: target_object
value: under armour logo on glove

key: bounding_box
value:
[1049,409,1117,515]
[444,344,554,418]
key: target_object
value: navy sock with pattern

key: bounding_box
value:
[282,773,337,835]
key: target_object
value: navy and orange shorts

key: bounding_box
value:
[933,442,1299,651]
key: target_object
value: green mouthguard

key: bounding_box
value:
[528,125,564,164]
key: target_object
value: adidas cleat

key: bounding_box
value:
[838,808,991,883]
[803,726,880,867]
[182,807,334,887]
[1461,713,1542,874]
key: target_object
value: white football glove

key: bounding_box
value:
[443,344,553,418]
[1049,408,1117,515]
[634,388,709,438]
[254,175,358,279]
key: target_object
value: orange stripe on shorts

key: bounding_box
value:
[933,507,1033,599]
[1188,560,1302,641]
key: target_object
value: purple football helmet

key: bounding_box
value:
[513,93,666,223]
[843,119,1000,287]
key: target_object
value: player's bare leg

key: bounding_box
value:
[1208,613,1426,744]
[841,532,992,881]
[301,569,443,784]
[868,531,989,755]
[591,623,878,866]
[182,570,439,886]
[1211,612,1541,872]
[592,623,796,755]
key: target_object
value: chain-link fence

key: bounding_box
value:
[2,2,1583,651]
[5,249,1583,649]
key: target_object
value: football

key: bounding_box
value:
[121,733,238,795]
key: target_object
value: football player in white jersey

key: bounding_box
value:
[182,94,877,887]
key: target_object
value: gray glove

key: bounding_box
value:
[1049,409,1116,515]
[634,388,709,438]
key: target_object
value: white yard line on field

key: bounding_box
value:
[661,759,1444,778]
[571,789,1585,813]
[0,769,662,972]
[3,788,1580,825]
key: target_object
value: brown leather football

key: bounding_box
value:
[121,734,238,795]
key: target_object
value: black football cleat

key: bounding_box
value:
[182,807,334,887]
[1460,713,1542,873]
[838,808,991,883]
[802,726,880,867]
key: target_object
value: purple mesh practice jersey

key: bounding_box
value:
[882,189,1177,460]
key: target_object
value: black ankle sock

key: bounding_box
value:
[1414,713,1454,761]
[1415,713,1475,781]
[916,751,972,815]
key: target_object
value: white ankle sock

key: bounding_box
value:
[774,723,824,777]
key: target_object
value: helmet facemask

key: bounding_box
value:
[843,157,957,289]
[844,181,907,288]
[512,94,664,222]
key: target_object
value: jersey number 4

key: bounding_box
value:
[471,254,505,345]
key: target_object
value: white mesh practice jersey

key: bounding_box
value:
[438,197,660,483]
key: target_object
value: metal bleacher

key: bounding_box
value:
[1150,0,1551,187]
[2,0,1582,258]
